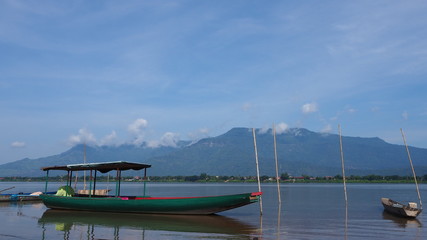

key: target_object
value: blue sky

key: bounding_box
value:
[1,0,427,164]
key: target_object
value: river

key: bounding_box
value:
[0,182,425,239]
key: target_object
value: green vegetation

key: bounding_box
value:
[1,173,427,183]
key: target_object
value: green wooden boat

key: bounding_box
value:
[40,161,262,215]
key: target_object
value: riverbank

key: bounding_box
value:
[1,175,426,184]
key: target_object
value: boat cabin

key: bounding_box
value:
[41,161,151,197]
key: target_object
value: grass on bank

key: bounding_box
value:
[1,173,427,184]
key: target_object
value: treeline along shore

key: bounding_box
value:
[1,173,427,184]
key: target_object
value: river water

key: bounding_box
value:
[0,182,425,239]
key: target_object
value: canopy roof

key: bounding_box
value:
[41,161,151,173]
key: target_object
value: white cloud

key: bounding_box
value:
[68,128,97,146]
[147,132,180,148]
[128,118,148,135]
[321,124,332,133]
[402,111,408,120]
[128,118,148,145]
[275,122,289,134]
[302,102,318,114]
[100,131,118,146]
[242,102,252,111]
[259,126,270,134]
[347,108,356,113]
[11,141,26,148]
[188,128,210,143]
[160,132,179,147]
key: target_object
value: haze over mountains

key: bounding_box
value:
[1,128,426,177]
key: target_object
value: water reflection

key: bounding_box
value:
[38,209,258,239]
[382,211,422,228]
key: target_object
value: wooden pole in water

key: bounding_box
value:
[0,186,15,193]
[252,128,263,215]
[273,124,281,203]
[83,142,87,191]
[338,125,348,204]
[400,128,423,209]
[338,124,348,240]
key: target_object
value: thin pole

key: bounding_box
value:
[67,171,71,187]
[107,173,110,192]
[89,170,93,198]
[401,128,423,209]
[74,172,78,190]
[273,124,281,203]
[83,143,87,191]
[93,170,97,195]
[252,128,263,215]
[44,170,49,192]
[68,171,73,187]
[338,125,348,204]
[143,168,147,196]
[118,170,122,196]
[115,169,120,197]
[0,186,15,193]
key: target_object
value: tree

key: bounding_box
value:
[260,175,269,181]
[280,172,290,180]
[199,173,208,181]
[184,175,199,182]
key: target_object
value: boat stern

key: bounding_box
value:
[249,192,262,202]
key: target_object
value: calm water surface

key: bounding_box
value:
[0,182,425,239]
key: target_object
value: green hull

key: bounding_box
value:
[39,192,261,215]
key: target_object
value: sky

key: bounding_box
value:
[1,0,427,164]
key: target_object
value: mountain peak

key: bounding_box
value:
[0,127,426,177]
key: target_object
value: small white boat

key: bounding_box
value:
[381,198,422,218]
[381,129,423,218]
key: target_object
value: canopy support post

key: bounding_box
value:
[89,170,93,198]
[118,170,122,196]
[115,169,119,197]
[93,170,97,196]
[69,171,73,188]
[44,170,49,193]
[143,168,147,196]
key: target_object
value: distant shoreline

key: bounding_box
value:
[1,175,426,184]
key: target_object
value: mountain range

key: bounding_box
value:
[0,127,426,177]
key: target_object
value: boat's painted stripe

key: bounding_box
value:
[116,192,262,200]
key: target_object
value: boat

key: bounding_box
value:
[381,198,422,218]
[0,192,43,202]
[381,129,423,218]
[0,187,54,202]
[39,161,262,215]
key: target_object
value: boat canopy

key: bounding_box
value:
[41,161,151,173]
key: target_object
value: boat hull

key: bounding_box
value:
[39,192,262,215]
[0,192,54,202]
[381,198,422,218]
[0,194,41,202]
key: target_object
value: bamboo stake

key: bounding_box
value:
[252,128,263,215]
[400,128,423,209]
[0,186,15,193]
[83,142,87,191]
[273,124,281,203]
[338,125,348,204]
[338,124,348,240]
